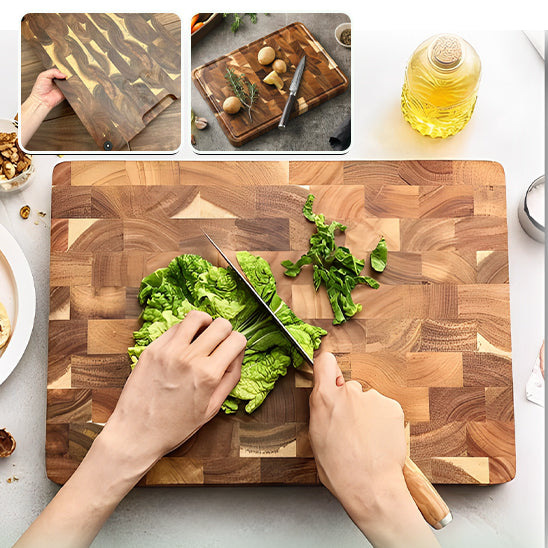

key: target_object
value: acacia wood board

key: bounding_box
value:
[21,13,181,151]
[47,160,514,486]
[192,23,349,147]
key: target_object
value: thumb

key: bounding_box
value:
[313,352,344,391]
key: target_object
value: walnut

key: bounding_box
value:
[0,428,16,458]
[2,161,15,179]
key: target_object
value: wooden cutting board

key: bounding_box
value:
[22,13,181,151]
[47,160,514,486]
[192,23,349,147]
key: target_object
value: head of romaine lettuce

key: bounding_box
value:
[128,251,326,414]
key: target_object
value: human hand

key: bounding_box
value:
[29,68,66,109]
[105,311,246,466]
[309,353,439,548]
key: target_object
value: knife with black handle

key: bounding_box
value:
[278,56,306,129]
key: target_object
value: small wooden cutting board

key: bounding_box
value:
[192,23,349,147]
[47,160,515,486]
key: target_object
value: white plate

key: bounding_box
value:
[0,224,35,385]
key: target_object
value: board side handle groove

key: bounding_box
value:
[403,456,452,529]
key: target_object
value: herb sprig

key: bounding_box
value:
[223,13,258,33]
[224,68,258,122]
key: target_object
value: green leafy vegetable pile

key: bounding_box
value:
[128,251,326,414]
[282,194,386,325]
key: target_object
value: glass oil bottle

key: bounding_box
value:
[401,34,481,138]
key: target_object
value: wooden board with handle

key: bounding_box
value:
[47,160,515,488]
[192,23,349,147]
[22,13,181,151]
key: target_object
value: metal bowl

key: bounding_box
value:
[518,175,545,243]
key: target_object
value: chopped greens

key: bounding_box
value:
[128,251,326,414]
[371,237,387,272]
[282,194,380,325]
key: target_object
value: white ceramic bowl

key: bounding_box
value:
[335,23,351,48]
[0,119,34,194]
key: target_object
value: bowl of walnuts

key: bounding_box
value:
[0,119,34,193]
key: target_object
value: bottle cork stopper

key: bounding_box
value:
[432,35,462,68]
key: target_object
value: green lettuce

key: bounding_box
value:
[282,194,380,325]
[128,251,326,414]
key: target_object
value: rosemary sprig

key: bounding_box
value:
[224,68,258,123]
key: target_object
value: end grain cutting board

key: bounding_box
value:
[47,160,515,486]
[22,13,181,151]
[192,23,349,147]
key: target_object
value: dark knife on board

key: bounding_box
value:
[202,230,452,529]
[278,55,306,130]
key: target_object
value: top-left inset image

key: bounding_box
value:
[20,13,181,152]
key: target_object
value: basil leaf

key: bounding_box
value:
[371,237,387,272]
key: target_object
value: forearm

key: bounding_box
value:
[19,96,51,148]
[341,473,440,548]
[15,423,157,548]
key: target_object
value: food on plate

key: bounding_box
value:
[222,96,241,114]
[282,194,381,325]
[257,46,276,65]
[224,68,258,122]
[0,428,16,457]
[0,132,32,182]
[0,302,11,349]
[263,70,284,90]
[272,59,287,74]
[129,252,326,414]
[370,237,387,272]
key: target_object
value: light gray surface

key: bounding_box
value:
[191,13,351,152]
[0,27,545,548]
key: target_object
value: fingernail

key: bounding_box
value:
[336,375,345,387]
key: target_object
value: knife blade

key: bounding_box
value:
[202,231,314,366]
[278,56,306,130]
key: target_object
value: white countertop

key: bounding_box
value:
[0,28,544,548]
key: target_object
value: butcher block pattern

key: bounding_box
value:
[47,160,514,486]
[192,23,349,146]
[22,13,181,151]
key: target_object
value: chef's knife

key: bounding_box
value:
[202,231,314,366]
[202,231,452,529]
[278,56,306,129]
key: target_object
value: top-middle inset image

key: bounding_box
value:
[191,13,351,152]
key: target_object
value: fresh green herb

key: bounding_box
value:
[223,13,258,33]
[370,237,387,272]
[128,252,326,414]
[224,68,258,122]
[282,194,380,325]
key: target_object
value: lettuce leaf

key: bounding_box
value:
[129,251,326,414]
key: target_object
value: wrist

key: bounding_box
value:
[24,93,53,116]
[340,469,437,548]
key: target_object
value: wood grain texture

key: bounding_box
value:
[192,23,349,146]
[47,160,514,486]
[21,13,180,151]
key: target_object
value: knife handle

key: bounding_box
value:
[278,93,297,129]
[403,456,452,529]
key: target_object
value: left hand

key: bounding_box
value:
[29,68,67,109]
[105,311,246,464]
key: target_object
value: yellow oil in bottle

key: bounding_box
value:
[401,34,481,138]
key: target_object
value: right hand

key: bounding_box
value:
[309,353,439,548]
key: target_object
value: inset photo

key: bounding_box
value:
[191,13,351,152]
[20,13,181,152]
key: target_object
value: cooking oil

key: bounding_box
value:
[401,34,481,138]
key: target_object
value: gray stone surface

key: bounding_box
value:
[191,13,351,152]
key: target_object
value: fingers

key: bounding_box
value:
[191,317,234,356]
[41,68,67,80]
[211,330,247,369]
[208,347,245,412]
[172,310,213,347]
[313,352,344,393]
